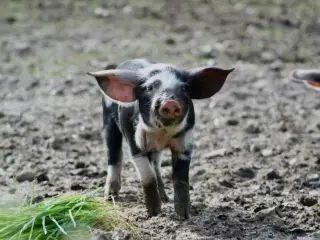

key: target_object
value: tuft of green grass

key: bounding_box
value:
[0,189,134,240]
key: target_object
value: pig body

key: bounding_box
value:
[88,59,234,218]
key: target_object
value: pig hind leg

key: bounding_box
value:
[103,117,123,199]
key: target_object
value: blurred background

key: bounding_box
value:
[0,0,320,239]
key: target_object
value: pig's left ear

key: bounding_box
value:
[87,70,141,103]
[187,67,234,99]
[289,69,320,92]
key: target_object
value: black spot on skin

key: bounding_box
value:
[149,69,161,78]
[168,67,188,83]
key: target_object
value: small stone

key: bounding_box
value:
[199,45,214,58]
[261,148,273,157]
[300,196,318,207]
[204,148,227,159]
[206,59,215,66]
[6,15,17,24]
[256,207,276,220]
[226,118,239,126]
[9,188,16,194]
[244,121,261,134]
[112,227,131,240]
[261,51,275,63]
[277,121,288,132]
[249,144,260,153]
[219,179,234,188]
[0,111,5,118]
[267,169,281,180]
[269,60,283,71]
[70,183,86,191]
[36,172,49,183]
[235,167,255,179]
[217,214,228,220]
[165,37,176,45]
[306,173,319,182]
[16,171,36,182]
[75,161,86,169]
[51,87,64,96]
[122,5,132,14]
[14,42,31,56]
[27,80,40,90]
[94,7,111,18]
[50,137,64,150]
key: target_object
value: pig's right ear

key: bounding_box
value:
[87,70,142,103]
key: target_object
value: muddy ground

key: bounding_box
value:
[1,0,320,239]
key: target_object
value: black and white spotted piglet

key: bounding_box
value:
[87,59,234,219]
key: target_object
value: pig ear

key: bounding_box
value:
[187,67,234,99]
[87,70,142,103]
[289,69,320,92]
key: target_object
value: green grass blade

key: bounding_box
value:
[42,216,47,235]
[28,217,35,240]
[69,210,77,228]
[49,216,68,235]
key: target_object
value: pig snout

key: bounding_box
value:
[159,100,181,118]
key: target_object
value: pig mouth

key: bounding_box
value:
[155,116,179,127]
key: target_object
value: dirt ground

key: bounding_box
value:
[1,0,320,239]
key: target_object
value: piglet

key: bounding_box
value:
[87,59,234,219]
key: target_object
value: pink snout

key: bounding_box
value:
[159,100,181,118]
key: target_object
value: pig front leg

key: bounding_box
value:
[103,117,123,199]
[171,149,192,219]
[148,152,170,203]
[132,154,162,216]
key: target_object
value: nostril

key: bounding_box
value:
[174,108,181,116]
[162,108,170,114]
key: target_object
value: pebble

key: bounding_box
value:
[306,173,319,182]
[269,60,283,71]
[261,148,273,157]
[165,37,176,45]
[204,148,227,159]
[256,206,276,220]
[75,161,86,169]
[266,169,281,180]
[218,178,234,188]
[90,228,130,240]
[226,118,239,126]
[94,7,111,18]
[50,137,64,150]
[0,111,5,118]
[16,170,36,182]
[300,196,318,207]
[244,121,261,134]
[249,144,260,153]
[70,183,86,191]
[6,15,17,24]
[235,167,256,179]
[261,51,276,62]
[14,42,31,56]
[199,45,214,58]
[36,172,49,183]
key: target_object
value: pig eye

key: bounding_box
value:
[147,80,161,92]
[181,84,188,92]
[147,85,153,92]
